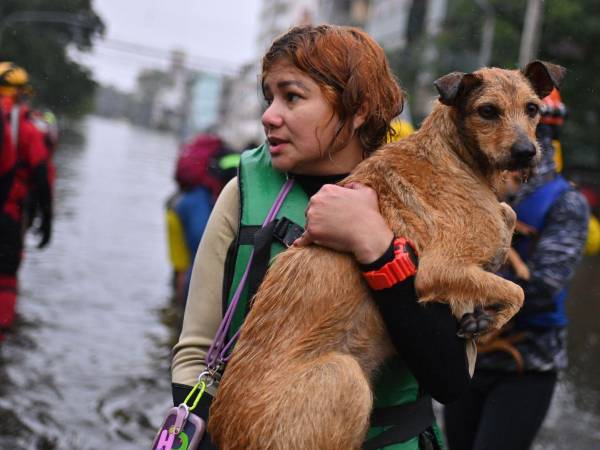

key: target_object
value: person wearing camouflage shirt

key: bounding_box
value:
[443,123,590,450]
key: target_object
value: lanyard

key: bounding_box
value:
[203,178,296,377]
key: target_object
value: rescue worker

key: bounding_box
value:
[444,93,590,450]
[537,88,600,256]
[0,97,16,211]
[0,62,53,337]
[539,87,566,172]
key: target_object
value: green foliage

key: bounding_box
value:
[0,0,104,117]
[388,0,600,171]
[540,0,600,170]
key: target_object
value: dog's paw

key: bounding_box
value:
[457,306,494,339]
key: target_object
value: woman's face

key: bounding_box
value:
[261,59,363,175]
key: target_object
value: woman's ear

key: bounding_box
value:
[352,103,368,131]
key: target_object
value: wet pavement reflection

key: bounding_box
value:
[533,256,600,449]
[0,116,598,449]
[0,116,178,449]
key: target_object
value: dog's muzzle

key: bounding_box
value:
[509,138,537,168]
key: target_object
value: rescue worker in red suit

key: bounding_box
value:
[0,98,16,212]
[0,62,53,338]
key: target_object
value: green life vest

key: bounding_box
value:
[222,143,444,450]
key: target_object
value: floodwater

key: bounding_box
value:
[0,115,599,449]
[0,116,177,449]
[533,256,600,449]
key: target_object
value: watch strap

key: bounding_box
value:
[362,237,418,290]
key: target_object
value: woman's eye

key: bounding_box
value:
[264,97,273,106]
[526,102,539,117]
[286,93,301,103]
[478,104,499,120]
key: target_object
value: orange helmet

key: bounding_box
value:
[540,88,566,127]
[0,62,32,97]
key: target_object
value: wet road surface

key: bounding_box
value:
[0,116,178,449]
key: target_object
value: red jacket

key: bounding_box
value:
[0,109,16,209]
[1,99,52,222]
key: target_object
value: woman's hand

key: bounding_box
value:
[293,182,393,264]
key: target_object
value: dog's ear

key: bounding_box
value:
[522,61,566,98]
[434,72,482,106]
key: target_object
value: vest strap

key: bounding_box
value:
[363,395,435,450]
[238,225,260,245]
[247,217,305,310]
[247,220,278,306]
[273,216,305,247]
[206,179,296,370]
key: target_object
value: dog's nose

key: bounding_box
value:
[510,140,537,163]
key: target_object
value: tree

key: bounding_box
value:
[0,0,104,116]
[540,0,600,171]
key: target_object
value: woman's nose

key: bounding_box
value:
[262,101,283,130]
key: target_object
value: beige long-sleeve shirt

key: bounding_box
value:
[171,178,240,386]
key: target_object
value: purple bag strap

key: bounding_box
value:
[205,178,295,371]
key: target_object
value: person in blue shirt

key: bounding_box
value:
[165,133,239,304]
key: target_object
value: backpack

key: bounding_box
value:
[175,134,239,200]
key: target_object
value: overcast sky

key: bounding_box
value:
[73,0,262,92]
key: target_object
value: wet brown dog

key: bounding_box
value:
[208,61,565,450]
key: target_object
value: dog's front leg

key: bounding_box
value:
[415,253,524,332]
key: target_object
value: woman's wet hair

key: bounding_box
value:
[262,24,404,155]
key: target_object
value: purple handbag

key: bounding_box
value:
[151,403,205,450]
[152,379,207,450]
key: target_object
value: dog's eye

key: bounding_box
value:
[526,102,539,117]
[478,105,499,120]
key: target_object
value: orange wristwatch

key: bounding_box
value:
[362,237,418,290]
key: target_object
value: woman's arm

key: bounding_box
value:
[171,178,240,395]
[295,183,472,404]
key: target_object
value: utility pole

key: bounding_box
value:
[414,0,447,119]
[519,0,544,66]
[475,0,495,68]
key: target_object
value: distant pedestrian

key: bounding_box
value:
[0,95,16,213]
[165,133,239,304]
[0,62,53,337]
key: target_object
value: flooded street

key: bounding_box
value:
[0,116,177,449]
[0,115,599,449]
[533,256,600,449]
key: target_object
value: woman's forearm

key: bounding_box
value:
[361,240,471,404]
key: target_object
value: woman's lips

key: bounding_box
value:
[268,139,288,155]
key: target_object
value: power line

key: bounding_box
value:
[94,37,243,76]
[0,10,245,75]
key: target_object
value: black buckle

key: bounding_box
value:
[273,217,304,248]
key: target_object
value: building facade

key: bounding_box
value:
[365,0,413,52]
[218,0,319,148]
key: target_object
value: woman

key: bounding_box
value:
[171,24,474,449]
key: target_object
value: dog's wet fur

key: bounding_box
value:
[209,61,566,450]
